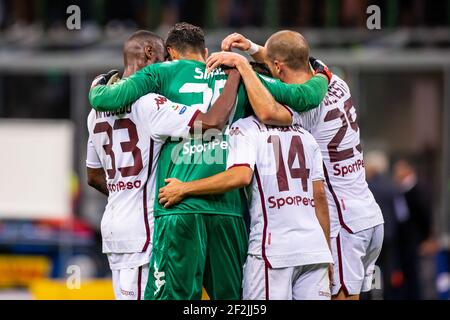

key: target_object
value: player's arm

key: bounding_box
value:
[85,136,108,196]
[311,145,330,247]
[158,166,253,208]
[190,69,241,132]
[159,119,256,208]
[87,167,109,196]
[313,180,330,247]
[206,52,329,125]
[89,64,159,111]
[221,32,266,63]
[220,33,331,111]
[224,54,293,126]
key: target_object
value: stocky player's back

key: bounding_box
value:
[295,74,384,237]
[87,93,199,252]
[228,117,332,266]
[86,93,199,299]
[294,74,384,297]
[227,116,333,300]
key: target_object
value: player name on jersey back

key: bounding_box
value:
[294,75,384,237]
[227,117,332,268]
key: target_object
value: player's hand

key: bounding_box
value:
[223,68,242,81]
[328,264,334,290]
[221,33,252,52]
[158,178,185,208]
[309,57,332,83]
[206,52,248,73]
[91,69,120,88]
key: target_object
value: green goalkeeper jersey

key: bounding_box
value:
[89,59,328,217]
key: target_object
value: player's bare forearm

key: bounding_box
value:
[205,52,327,122]
[191,69,241,133]
[159,167,253,208]
[235,59,293,126]
[313,180,331,247]
[87,167,109,196]
[261,74,329,113]
[185,166,253,195]
[250,45,267,63]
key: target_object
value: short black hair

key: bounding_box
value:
[166,22,205,54]
[250,62,273,77]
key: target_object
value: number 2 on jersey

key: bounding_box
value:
[268,135,310,193]
[93,119,143,179]
[324,97,361,163]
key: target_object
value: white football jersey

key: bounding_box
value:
[86,93,199,254]
[293,74,384,237]
[227,116,333,269]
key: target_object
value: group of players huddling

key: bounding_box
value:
[86,22,384,301]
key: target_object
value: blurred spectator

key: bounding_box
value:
[365,151,401,299]
[393,158,433,299]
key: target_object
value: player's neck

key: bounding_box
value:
[282,69,313,85]
[123,64,141,78]
[178,53,206,63]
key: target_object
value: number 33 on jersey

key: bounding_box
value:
[86,93,199,254]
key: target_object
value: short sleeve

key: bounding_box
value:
[226,120,257,171]
[291,107,322,132]
[311,145,325,182]
[135,94,200,142]
[86,139,103,169]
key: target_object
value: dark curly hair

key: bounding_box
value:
[166,22,205,54]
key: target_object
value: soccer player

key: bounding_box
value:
[88,23,331,300]
[86,30,242,300]
[214,31,385,300]
[158,114,333,300]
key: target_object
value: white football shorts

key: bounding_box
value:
[111,263,149,300]
[331,224,384,296]
[243,255,331,300]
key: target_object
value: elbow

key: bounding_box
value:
[255,101,278,124]
[87,176,97,189]
[314,188,328,206]
[208,118,225,131]
[87,174,102,189]
[257,112,273,124]
[237,171,253,187]
[256,108,277,124]
[241,176,252,187]
[195,115,224,131]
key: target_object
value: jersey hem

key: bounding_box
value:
[153,210,244,218]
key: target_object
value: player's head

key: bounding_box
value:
[123,30,166,73]
[166,22,208,61]
[264,30,310,81]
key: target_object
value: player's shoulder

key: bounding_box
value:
[86,109,97,131]
[329,73,350,92]
[296,124,320,148]
[158,59,199,69]
[134,93,173,110]
[232,116,261,131]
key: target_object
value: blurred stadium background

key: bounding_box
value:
[0,0,449,300]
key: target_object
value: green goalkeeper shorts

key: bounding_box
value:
[144,214,248,300]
